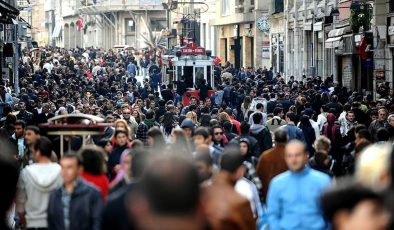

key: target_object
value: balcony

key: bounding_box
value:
[79,0,164,15]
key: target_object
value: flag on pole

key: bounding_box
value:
[77,15,84,32]
[359,36,368,60]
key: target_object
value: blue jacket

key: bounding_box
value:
[282,124,306,143]
[47,179,104,230]
[267,167,331,230]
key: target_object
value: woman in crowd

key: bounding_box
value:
[80,145,109,200]
[107,129,130,181]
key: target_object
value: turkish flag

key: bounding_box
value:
[77,16,84,32]
[359,36,368,59]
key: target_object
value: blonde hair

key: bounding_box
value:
[114,119,132,140]
[186,111,198,124]
[218,112,231,123]
[314,136,331,152]
[355,143,392,191]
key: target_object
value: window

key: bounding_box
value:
[221,0,230,16]
[125,18,135,33]
[150,19,166,31]
[273,0,284,14]
[390,0,394,13]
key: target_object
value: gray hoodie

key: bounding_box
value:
[16,163,63,228]
[249,124,265,135]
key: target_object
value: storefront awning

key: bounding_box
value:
[328,27,350,38]
[52,24,62,38]
[0,0,19,24]
[325,37,342,48]
[313,21,323,31]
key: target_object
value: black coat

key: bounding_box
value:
[101,183,138,230]
[47,179,103,230]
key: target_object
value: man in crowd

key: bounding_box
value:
[256,128,288,201]
[202,147,256,230]
[47,152,103,230]
[266,140,331,230]
[369,108,388,142]
[22,126,41,167]
[16,137,62,229]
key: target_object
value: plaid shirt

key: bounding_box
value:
[243,161,262,191]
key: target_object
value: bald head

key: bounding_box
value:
[285,140,308,172]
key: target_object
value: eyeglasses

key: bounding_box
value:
[123,112,131,115]
[214,132,223,135]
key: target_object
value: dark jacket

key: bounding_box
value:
[101,183,138,230]
[47,179,104,230]
[249,124,272,157]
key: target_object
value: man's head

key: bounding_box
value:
[274,128,288,145]
[122,108,131,120]
[252,112,263,125]
[273,107,284,118]
[219,146,245,183]
[346,111,356,123]
[212,125,224,143]
[139,154,200,216]
[32,136,53,161]
[388,114,394,128]
[355,129,371,146]
[61,152,83,185]
[193,127,211,147]
[193,145,213,183]
[24,126,41,147]
[285,112,297,123]
[285,140,308,172]
[256,103,264,111]
[378,109,388,121]
[181,118,195,139]
[189,97,197,105]
[321,179,389,230]
[14,120,26,139]
[18,102,26,113]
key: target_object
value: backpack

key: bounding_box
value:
[323,124,339,143]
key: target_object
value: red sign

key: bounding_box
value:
[181,42,206,55]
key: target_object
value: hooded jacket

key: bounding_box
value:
[249,124,273,157]
[16,163,62,228]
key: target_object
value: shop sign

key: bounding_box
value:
[181,42,206,55]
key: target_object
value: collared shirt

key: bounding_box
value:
[61,186,71,230]
[61,180,80,230]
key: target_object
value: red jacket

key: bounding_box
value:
[82,172,109,200]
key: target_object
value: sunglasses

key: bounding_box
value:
[214,132,223,135]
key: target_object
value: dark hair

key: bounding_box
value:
[222,121,233,132]
[80,146,105,175]
[141,154,200,215]
[96,138,110,149]
[355,124,367,134]
[194,127,210,139]
[25,125,40,135]
[357,129,371,141]
[194,148,213,166]
[240,121,250,135]
[33,137,53,158]
[131,147,150,178]
[252,112,263,124]
[377,128,390,142]
[14,120,26,129]
[114,129,129,138]
[286,112,297,122]
[273,107,283,116]
[147,127,165,149]
[146,110,155,120]
[220,146,244,173]
[256,103,264,110]
[321,179,383,223]
[162,112,176,135]
[62,151,83,166]
[299,115,312,128]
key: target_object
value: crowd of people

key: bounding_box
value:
[0,46,393,230]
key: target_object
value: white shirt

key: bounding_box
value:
[317,113,327,132]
